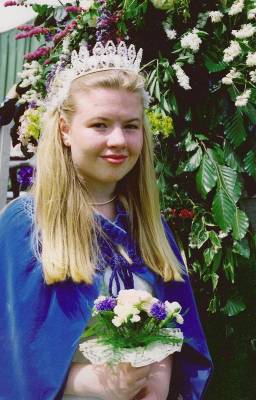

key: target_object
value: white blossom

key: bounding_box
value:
[196,12,209,29]
[232,23,256,39]
[228,0,244,16]
[164,301,182,314]
[112,304,140,327]
[175,314,184,324]
[249,70,256,83]
[165,28,177,40]
[173,64,191,90]
[181,29,202,53]
[235,89,251,107]
[130,314,141,323]
[18,89,43,106]
[27,143,37,154]
[222,68,241,85]
[18,61,42,88]
[62,37,70,55]
[117,289,153,308]
[248,8,256,20]
[208,11,224,23]
[246,52,256,67]
[79,0,94,10]
[223,41,241,62]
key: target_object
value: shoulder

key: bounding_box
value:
[0,194,34,240]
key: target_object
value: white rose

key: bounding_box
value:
[114,304,140,322]
[164,301,182,315]
[117,289,153,308]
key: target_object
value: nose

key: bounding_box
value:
[107,126,126,148]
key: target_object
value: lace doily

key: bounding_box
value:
[79,328,183,367]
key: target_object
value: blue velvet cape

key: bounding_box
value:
[0,195,213,399]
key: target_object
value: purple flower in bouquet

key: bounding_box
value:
[17,166,34,186]
[150,301,167,321]
[95,296,117,312]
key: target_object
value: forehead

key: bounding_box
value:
[73,88,143,119]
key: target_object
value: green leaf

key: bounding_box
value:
[211,273,219,291]
[212,189,236,230]
[209,231,221,250]
[232,208,249,240]
[244,103,256,124]
[217,165,237,198]
[183,147,203,172]
[189,220,209,249]
[207,295,220,313]
[203,247,215,266]
[244,150,256,177]
[221,295,246,316]
[184,132,198,152]
[223,256,235,283]
[196,154,217,198]
[211,249,222,272]
[204,56,227,72]
[224,111,247,148]
[224,143,243,172]
[233,238,250,258]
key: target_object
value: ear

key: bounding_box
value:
[59,115,71,147]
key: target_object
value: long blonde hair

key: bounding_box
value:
[32,69,183,284]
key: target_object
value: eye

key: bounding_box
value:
[125,124,139,130]
[91,123,107,129]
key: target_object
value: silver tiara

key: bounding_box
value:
[45,41,145,111]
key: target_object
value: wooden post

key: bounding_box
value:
[0,123,12,210]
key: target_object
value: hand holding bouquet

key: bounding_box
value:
[79,289,184,367]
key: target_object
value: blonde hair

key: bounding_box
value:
[31,69,183,284]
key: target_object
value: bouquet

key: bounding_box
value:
[79,289,184,367]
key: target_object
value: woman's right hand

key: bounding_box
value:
[64,362,150,400]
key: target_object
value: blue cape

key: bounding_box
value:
[0,195,213,399]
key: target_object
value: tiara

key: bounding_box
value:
[46,40,144,111]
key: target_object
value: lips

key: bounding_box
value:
[101,155,128,159]
[101,155,128,164]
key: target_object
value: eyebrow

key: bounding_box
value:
[87,117,141,123]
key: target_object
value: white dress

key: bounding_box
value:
[63,266,153,399]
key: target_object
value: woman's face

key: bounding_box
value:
[59,88,144,195]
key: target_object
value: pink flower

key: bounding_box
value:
[4,1,17,6]
[65,6,82,13]
[16,33,28,40]
[53,20,77,43]
[17,25,34,32]
[24,46,51,61]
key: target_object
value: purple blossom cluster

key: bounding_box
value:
[95,0,120,44]
[95,297,117,312]
[17,166,34,186]
[150,301,167,321]
[16,27,50,40]
[24,46,52,62]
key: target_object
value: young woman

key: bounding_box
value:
[0,65,212,399]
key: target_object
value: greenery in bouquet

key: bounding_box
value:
[82,289,184,349]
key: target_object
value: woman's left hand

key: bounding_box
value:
[133,356,173,400]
